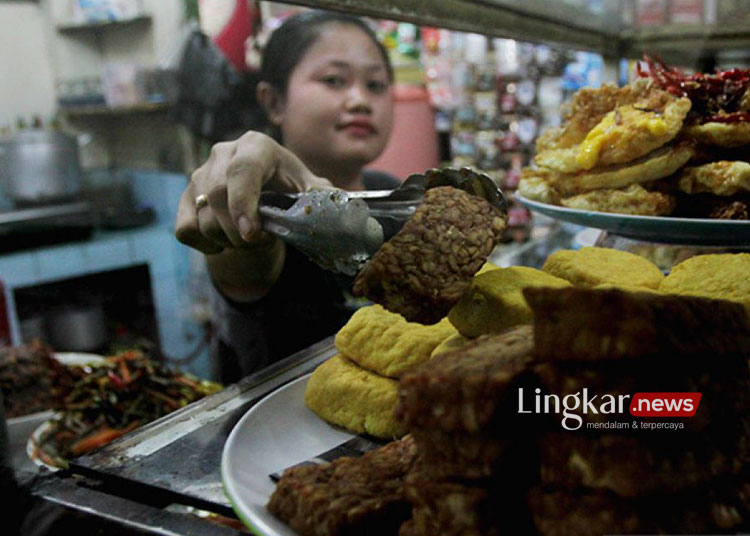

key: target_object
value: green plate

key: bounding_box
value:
[517,195,750,246]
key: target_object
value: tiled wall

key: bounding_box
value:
[0,170,213,379]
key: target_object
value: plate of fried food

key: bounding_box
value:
[517,194,750,245]
[518,55,750,245]
[225,247,750,536]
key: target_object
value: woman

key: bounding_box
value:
[175,11,398,382]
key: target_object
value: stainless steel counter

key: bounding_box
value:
[26,336,338,534]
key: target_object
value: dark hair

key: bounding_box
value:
[260,10,393,96]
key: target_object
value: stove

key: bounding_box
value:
[0,201,95,253]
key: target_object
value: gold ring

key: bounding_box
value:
[195,194,209,210]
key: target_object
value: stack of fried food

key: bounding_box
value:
[270,249,750,536]
[303,303,458,439]
[524,286,750,535]
[396,286,750,535]
[519,56,750,219]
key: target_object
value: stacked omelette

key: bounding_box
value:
[519,59,750,219]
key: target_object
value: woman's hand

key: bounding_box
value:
[175,131,333,254]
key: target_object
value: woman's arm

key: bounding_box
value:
[175,131,333,302]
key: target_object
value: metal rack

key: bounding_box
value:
[282,0,749,66]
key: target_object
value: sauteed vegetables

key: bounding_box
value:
[33,350,222,468]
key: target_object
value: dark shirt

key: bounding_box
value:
[210,169,401,383]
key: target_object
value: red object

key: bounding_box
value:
[366,85,439,179]
[629,392,702,417]
[212,0,256,72]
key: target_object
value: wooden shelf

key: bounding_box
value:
[56,14,151,35]
[59,102,170,117]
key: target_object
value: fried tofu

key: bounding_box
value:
[541,247,665,289]
[334,305,456,378]
[447,266,571,338]
[659,253,750,313]
[430,332,471,357]
[304,354,407,439]
[267,435,417,536]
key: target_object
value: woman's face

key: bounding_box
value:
[274,24,394,179]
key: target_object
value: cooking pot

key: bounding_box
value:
[0,130,82,206]
[45,304,107,352]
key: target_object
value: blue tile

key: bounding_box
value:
[151,273,183,316]
[132,228,178,277]
[0,252,39,287]
[36,244,90,282]
[156,311,212,378]
[83,237,134,272]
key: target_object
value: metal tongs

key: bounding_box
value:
[258,168,508,276]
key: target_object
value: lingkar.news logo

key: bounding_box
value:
[517,388,702,431]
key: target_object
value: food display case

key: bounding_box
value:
[13,1,750,535]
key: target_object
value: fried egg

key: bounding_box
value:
[677,161,750,196]
[535,94,690,173]
[682,122,750,148]
[550,141,694,196]
[559,183,676,216]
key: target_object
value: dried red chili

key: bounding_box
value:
[638,54,750,125]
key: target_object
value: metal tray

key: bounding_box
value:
[63,337,337,516]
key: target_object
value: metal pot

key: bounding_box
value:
[45,304,107,352]
[0,130,82,206]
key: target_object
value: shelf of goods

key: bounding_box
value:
[283,0,750,63]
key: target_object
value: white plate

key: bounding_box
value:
[27,416,64,471]
[222,373,355,536]
[53,352,106,367]
[25,354,107,471]
[517,194,750,246]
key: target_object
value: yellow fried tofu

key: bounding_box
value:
[335,305,456,378]
[304,354,406,439]
[448,266,571,338]
[659,253,750,312]
[677,161,750,196]
[594,283,661,294]
[559,183,675,216]
[430,332,472,357]
[542,247,664,289]
[478,261,501,275]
